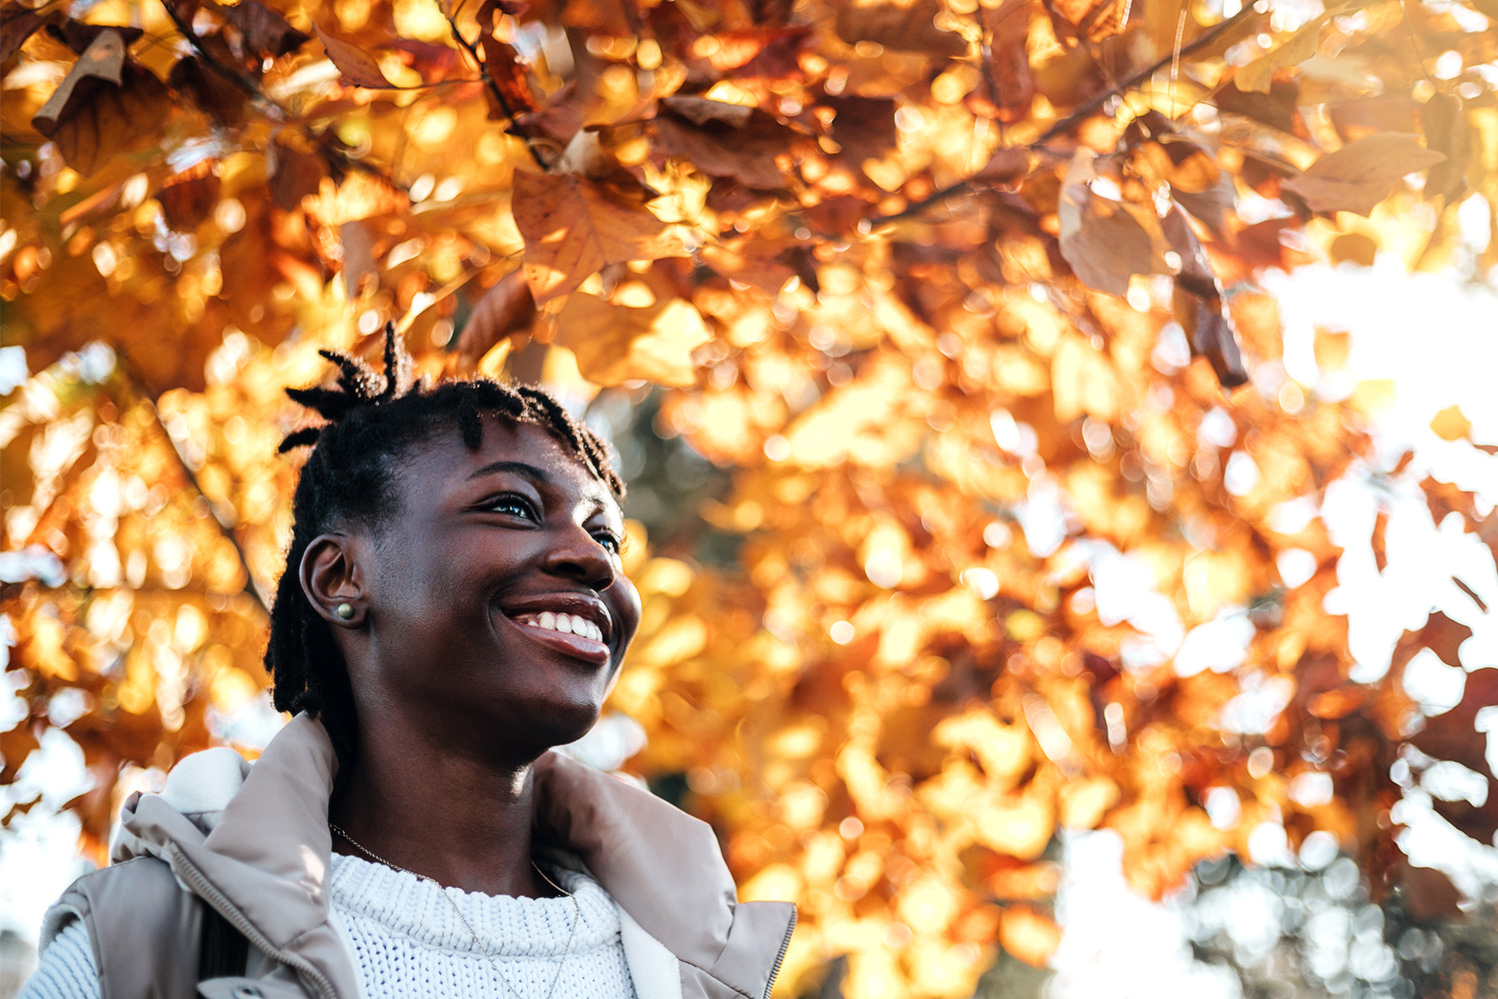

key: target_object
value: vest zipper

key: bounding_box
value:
[762,907,798,999]
[168,844,341,999]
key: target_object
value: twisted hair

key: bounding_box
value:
[267,324,624,764]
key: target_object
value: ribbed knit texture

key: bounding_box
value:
[19,856,637,999]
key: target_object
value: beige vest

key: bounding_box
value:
[41,715,796,999]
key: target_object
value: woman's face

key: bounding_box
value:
[339,418,642,757]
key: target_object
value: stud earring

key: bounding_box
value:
[336,602,355,620]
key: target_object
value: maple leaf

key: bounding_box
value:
[511,171,689,305]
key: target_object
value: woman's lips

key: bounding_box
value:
[503,612,611,665]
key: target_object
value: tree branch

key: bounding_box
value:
[115,352,271,615]
[872,2,1263,226]
[447,18,548,170]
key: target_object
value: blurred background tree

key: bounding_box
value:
[2,0,1497,994]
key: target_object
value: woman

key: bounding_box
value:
[21,329,796,999]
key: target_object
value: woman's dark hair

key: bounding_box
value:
[266,324,624,763]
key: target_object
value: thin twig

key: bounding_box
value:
[114,353,270,615]
[871,1,1261,226]
[447,18,548,170]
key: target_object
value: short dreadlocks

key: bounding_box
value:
[267,324,624,765]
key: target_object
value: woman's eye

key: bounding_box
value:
[593,530,623,555]
[488,494,539,520]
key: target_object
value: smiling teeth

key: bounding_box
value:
[516,611,604,643]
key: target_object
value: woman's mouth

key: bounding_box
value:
[506,610,611,665]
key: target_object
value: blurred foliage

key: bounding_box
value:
[2,0,1498,994]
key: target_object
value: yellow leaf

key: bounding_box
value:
[553,294,709,387]
[1430,404,1472,442]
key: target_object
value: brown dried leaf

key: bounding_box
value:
[479,36,537,118]
[169,52,249,127]
[1163,206,1248,387]
[158,159,221,231]
[1282,133,1446,217]
[970,146,1031,189]
[511,171,688,305]
[1058,149,1166,298]
[1,3,49,65]
[314,25,391,88]
[968,0,1035,121]
[210,0,309,59]
[835,0,968,56]
[456,270,536,363]
[656,97,794,190]
[269,135,326,211]
[32,27,126,133]
[33,31,175,175]
[1412,668,1498,777]
[1420,94,1472,202]
[1397,861,1464,923]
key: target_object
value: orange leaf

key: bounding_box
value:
[511,171,688,305]
[314,25,391,88]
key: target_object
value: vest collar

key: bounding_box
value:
[115,713,795,999]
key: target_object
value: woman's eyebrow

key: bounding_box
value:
[466,460,552,485]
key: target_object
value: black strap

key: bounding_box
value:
[197,904,250,981]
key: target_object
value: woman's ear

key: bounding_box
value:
[301,534,366,627]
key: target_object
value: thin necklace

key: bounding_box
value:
[329,823,580,999]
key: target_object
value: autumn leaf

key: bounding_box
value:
[655,97,796,191]
[314,25,392,88]
[32,30,175,175]
[211,0,310,59]
[834,0,968,55]
[455,270,537,365]
[1282,133,1446,217]
[1429,404,1472,442]
[511,171,689,305]
[553,293,710,386]
[158,159,222,231]
[1163,206,1248,388]
[1,3,49,65]
[1420,94,1472,202]
[1234,16,1326,94]
[1058,149,1166,298]
[1412,668,1498,777]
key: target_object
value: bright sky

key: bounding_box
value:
[2,256,1497,994]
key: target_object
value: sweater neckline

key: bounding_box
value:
[328,852,620,957]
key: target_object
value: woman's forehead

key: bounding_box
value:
[404,419,618,508]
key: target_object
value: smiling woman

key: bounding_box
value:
[18,327,796,999]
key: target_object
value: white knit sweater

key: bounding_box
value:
[21,855,638,999]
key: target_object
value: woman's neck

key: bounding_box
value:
[328,714,551,899]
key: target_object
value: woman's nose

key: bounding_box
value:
[542,524,617,591]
